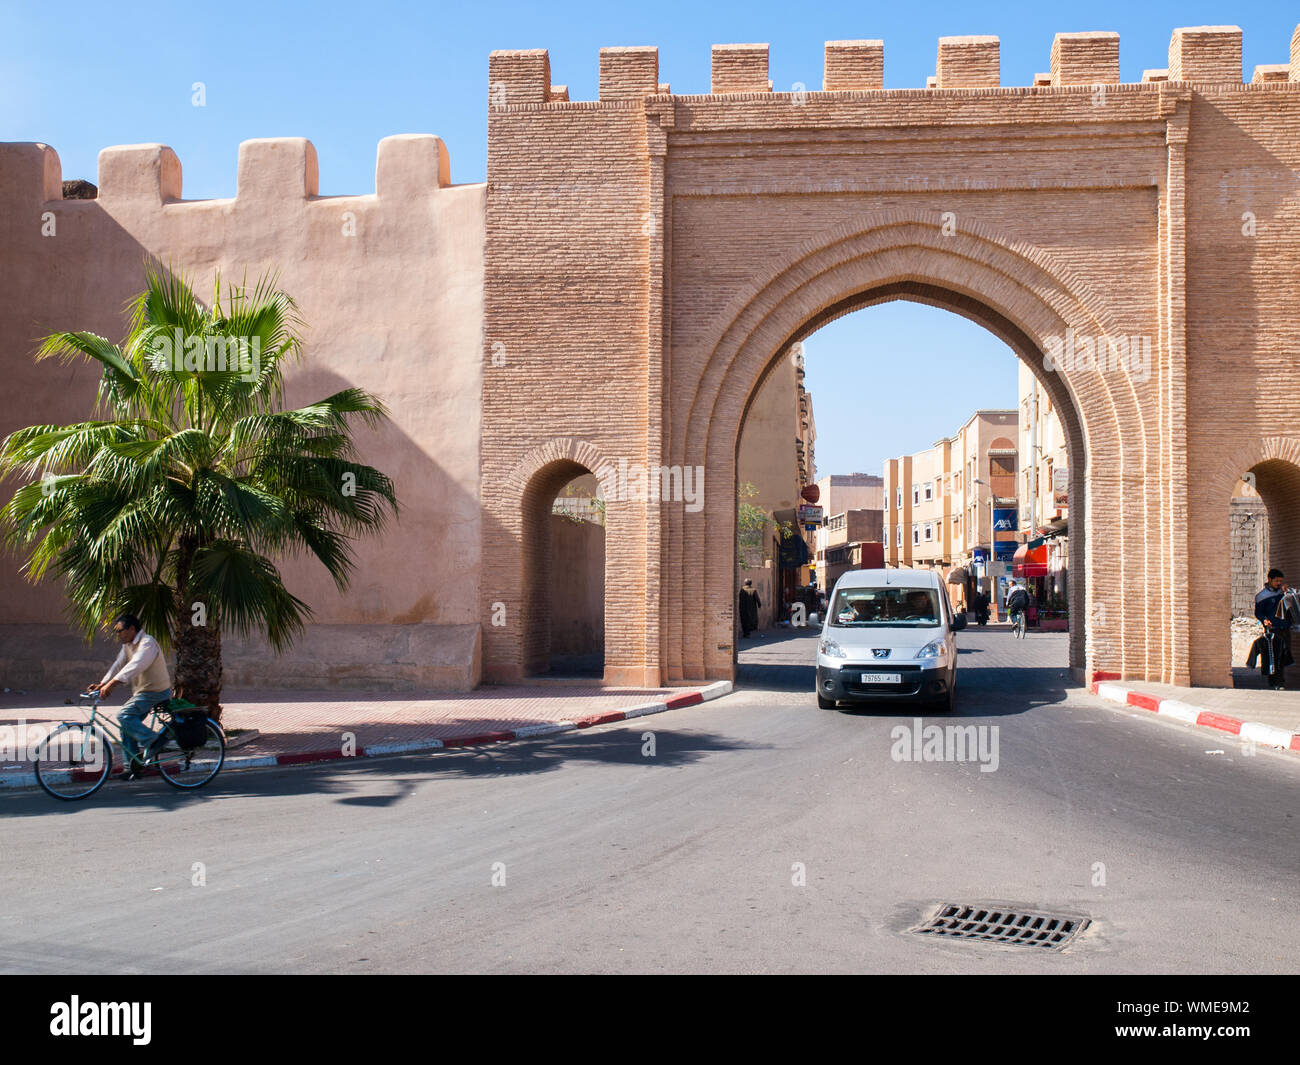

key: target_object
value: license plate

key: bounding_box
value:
[861,672,902,684]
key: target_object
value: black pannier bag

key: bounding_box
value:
[164,698,209,749]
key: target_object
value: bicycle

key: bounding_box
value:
[33,691,226,801]
[1011,609,1028,640]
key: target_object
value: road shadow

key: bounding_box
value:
[1,723,769,817]
[736,627,1074,719]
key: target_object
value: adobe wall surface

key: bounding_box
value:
[737,351,799,520]
[0,136,485,690]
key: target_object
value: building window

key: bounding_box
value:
[990,455,1015,478]
[924,523,933,541]
[896,525,902,547]
[913,526,919,545]
[924,484,932,502]
[897,488,902,509]
[912,485,919,505]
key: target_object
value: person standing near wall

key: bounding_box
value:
[1255,568,1294,689]
[739,579,761,639]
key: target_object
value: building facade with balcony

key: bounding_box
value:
[817,507,885,588]
[1017,363,1069,623]
[883,410,1019,612]
[812,473,884,588]
[736,344,819,629]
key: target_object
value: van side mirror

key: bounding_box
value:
[951,613,967,631]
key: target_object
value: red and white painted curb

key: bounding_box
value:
[1089,672,1300,751]
[0,681,734,790]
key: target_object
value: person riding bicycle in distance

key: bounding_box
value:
[88,613,173,779]
[1006,582,1031,635]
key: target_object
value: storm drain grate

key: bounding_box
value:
[911,904,1090,951]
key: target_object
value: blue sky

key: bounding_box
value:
[4,0,1292,476]
[802,306,1019,479]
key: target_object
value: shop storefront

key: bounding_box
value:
[1013,535,1069,629]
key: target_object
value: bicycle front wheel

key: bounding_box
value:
[157,719,225,790]
[34,723,113,801]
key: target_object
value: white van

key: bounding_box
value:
[815,568,965,712]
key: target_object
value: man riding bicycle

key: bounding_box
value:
[88,613,172,780]
[1005,582,1031,639]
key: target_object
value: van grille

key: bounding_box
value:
[843,663,923,696]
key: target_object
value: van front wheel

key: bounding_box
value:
[929,686,956,713]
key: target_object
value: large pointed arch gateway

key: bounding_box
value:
[664,212,1160,684]
[481,30,1300,691]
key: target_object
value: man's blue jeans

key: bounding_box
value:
[118,689,173,764]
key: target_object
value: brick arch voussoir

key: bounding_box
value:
[1209,437,1300,502]
[679,215,1147,681]
[687,238,1129,482]
[679,220,1139,477]
[504,438,621,505]
[692,209,1122,405]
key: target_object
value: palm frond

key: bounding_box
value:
[188,539,311,651]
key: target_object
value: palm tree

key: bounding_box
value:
[0,264,398,721]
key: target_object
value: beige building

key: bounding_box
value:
[1017,363,1070,609]
[1018,363,1069,540]
[736,344,816,628]
[812,472,883,587]
[814,471,883,516]
[818,508,885,588]
[883,410,1019,606]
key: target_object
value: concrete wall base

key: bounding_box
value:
[0,623,483,693]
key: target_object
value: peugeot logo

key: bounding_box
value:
[872,648,891,659]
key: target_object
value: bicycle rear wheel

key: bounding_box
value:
[157,719,225,789]
[34,723,113,801]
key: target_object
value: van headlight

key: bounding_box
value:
[819,638,848,659]
[916,638,947,660]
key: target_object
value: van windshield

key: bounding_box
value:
[829,587,941,627]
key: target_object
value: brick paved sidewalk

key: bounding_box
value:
[0,681,732,787]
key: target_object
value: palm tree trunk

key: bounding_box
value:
[173,535,224,722]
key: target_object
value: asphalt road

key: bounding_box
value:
[2,627,1296,974]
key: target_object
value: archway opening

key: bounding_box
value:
[733,290,1082,690]
[1228,459,1300,688]
[521,460,605,678]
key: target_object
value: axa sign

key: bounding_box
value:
[992,508,1018,532]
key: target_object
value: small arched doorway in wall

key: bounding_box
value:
[1227,457,1300,688]
[521,459,606,677]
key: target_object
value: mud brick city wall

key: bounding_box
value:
[5,24,1300,690]
[482,25,1300,689]
[0,136,485,690]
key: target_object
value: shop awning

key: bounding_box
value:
[1012,541,1048,578]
